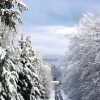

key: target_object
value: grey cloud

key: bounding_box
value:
[23,0,100,26]
[24,26,75,57]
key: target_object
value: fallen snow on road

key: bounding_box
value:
[61,90,70,100]
[52,81,59,86]
[49,90,55,100]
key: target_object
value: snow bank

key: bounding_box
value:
[49,90,55,100]
[61,90,70,100]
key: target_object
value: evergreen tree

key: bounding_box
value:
[0,1,52,100]
[62,13,100,100]
[0,0,28,29]
[18,36,46,100]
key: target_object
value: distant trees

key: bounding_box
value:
[39,64,52,99]
[62,13,100,100]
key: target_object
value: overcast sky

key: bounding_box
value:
[22,0,100,58]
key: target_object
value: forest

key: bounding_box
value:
[0,0,100,100]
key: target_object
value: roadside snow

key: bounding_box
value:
[49,90,55,100]
[52,81,59,86]
[61,90,70,100]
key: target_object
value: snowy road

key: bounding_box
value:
[49,90,55,100]
[49,81,64,100]
[55,90,63,100]
[61,90,70,100]
[49,88,70,100]
[49,80,70,100]
[49,89,63,100]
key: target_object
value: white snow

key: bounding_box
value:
[0,47,6,60]
[49,90,55,100]
[61,90,70,100]
[52,81,59,86]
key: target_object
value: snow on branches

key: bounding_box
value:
[61,13,100,100]
[0,0,28,29]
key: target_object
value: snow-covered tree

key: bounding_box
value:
[39,64,52,99]
[0,0,28,29]
[0,46,21,100]
[61,12,100,100]
[0,0,51,100]
[0,1,52,100]
[78,13,100,100]
[17,36,47,100]
[61,36,82,100]
[0,35,52,100]
[0,0,28,48]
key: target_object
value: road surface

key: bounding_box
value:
[54,82,63,100]
[49,81,65,100]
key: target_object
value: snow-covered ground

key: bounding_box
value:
[61,90,70,100]
[49,90,55,100]
[49,81,70,100]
